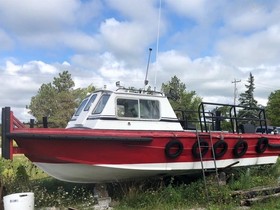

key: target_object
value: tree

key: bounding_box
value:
[161,76,202,110]
[29,71,95,128]
[238,72,258,108]
[161,75,202,126]
[238,72,259,124]
[53,71,75,92]
[266,90,280,125]
[29,83,57,120]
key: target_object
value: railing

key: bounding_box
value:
[176,102,268,134]
[116,87,164,96]
[198,102,267,133]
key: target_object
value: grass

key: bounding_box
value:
[1,156,280,209]
[0,156,95,209]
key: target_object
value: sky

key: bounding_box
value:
[1,0,280,122]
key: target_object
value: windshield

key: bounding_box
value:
[84,94,97,111]
[93,93,111,114]
[74,97,89,116]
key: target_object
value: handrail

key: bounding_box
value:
[196,102,267,133]
[116,87,164,96]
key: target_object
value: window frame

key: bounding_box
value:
[116,97,160,120]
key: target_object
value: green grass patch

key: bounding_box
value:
[0,156,95,209]
[1,156,280,209]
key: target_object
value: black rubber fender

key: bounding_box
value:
[233,140,248,158]
[256,137,269,154]
[192,139,209,158]
[213,140,228,159]
[165,139,184,158]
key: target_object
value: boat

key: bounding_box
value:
[2,85,280,183]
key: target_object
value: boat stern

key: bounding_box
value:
[1,107,25,159]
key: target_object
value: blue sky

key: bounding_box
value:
[1,0,280,121]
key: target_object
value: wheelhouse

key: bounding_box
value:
[66,88,182,131]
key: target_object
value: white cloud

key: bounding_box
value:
[1,0,280,123]
[0,0,101,52]
[71,54,104,70]
[5,61,21,75]
[226,6,269,32]
[98,52,144,86]
[33,61,58,74]
[5,60,58,75]
[62,32,101,52]
[223,1,280,33]
[97,1,166,65]
[217,25,280,67]
[165,0,207,21]
[106,0,159,22]
[62,61,71,66]
[70,53,145,90]
[0,60,62,121]
[0,0,78,34]
[99,17,158,65]
[153,51,239,99]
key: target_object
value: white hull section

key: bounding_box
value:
[35,156,279,183]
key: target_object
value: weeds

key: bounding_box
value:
[1,156,280,209]
[0,156,95,208]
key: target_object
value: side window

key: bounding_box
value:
[140,100,160,119]
[93,93,111,114]
[117,98,138,118]
[74,98,89,116]
[84,94,97,111]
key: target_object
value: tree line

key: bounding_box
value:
[28,71,280,128]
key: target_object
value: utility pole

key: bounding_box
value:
[232,79,241,133]
[232,79,241,105]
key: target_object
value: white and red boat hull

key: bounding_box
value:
[2,91,280,184]
[7,127,280,183]
[34,156,278,183]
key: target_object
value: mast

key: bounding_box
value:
[144,48,152,89]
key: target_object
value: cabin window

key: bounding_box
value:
[84,94,97,111]
[116,98,160,119]
[140,99,160,119]
[74,98,89,116]
[117,99,139,118]
[93,93,111,114]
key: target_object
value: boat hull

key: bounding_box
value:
[2,107,280,183]
[34,156,278,183]
[11,129,280,183]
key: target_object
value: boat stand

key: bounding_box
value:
[93,184,112,210]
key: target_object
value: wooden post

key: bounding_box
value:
[1,107,12,160]
[43,116,48,128]
[0,178,5,210]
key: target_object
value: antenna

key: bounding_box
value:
[154,0,162,91]
[144,48,152,88]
